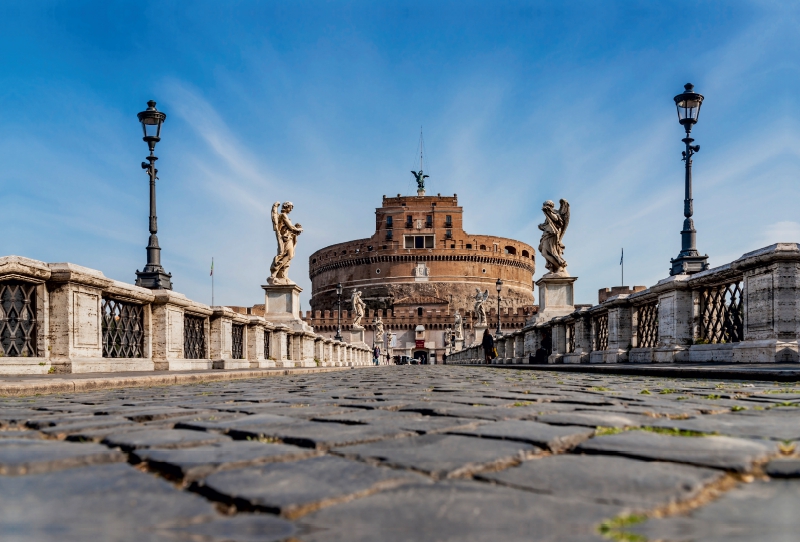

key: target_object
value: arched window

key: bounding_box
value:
[522,250,529,258]
[504,246,517,255]
[479,244,486,250]
[417,307,423,317]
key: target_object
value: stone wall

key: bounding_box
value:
[448,244,800,365]
[0,255,372,375]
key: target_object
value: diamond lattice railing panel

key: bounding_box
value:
[184,314,206,359]
[700,281,743,344]
[637,302,659,348]
[102,298,144,358]
[231,324,244,360]
[264,331,270,359]
[594,313,609,351]
[0,281,38,357]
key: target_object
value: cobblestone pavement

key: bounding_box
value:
[1,367,799,541]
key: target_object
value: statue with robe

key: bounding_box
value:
[454,311,463,340]
[374,315,385,343]
[473,289,489,326]
[352,290,366,328]
[538,199,570,275]
[411,170,429,192]
[269,201,303,284]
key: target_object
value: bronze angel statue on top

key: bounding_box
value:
[269,201,303,284]
[538,199,570,275]
[411,170,429,192]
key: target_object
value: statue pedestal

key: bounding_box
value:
[531,273,578,324]
[350,326,366,345]
[261,282,314,334]
[472,324,488,346]
[454,338,464,351]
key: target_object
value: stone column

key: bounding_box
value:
[514,333,525,364]
[209,307,233,369]
[548,320,566,364]
[649,275,693,362]
[605,296,633,363]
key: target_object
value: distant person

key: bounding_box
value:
[481,329,494,364]
[442,352,447,365]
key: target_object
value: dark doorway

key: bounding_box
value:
[413,350,428,364]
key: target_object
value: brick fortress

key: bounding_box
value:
[302,193,537,363]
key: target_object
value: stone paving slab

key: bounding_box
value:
[629,480,800,542]
[132,440,320,481]
[448,419,595,452]
[199,455,428,518]
[535,410,650,428]
[298,480,618,542]
[576,431,778,471]
[478,455,723,508]
[102,428,231,451]
[333,433,540,479]
[0,462,296,541]
[764,458,800,478]
[0,438,125,475]
[647,412,800,441]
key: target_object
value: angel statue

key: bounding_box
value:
[454,310,463,340]
[473,289,489,326]
[538,199,570,275]
[352,290,366,328]
[411,170,429,193]
[269,201,303,284]
[373,315,385,343]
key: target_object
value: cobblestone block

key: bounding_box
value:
[0,438,125,475]
[449,420,595,452]
[102,428,231,451]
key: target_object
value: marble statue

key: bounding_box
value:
[352,289,366,328]
[411,169,429,193]
[454,310,463,340]
[374,315,385,343]
[269,201,303,284]
[538,199,570,275]
[473,289,489,326]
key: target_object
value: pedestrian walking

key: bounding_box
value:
[481,329,494,364]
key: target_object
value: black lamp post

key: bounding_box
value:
[334,283,343,341]
[670,84,709,276]
[134,100,173,290]
[495,278,503,337]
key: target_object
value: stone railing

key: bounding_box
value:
[0,256,371,375]
[448,243,800,364]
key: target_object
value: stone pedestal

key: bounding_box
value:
[472,324,487,346]
[261,282,314,366]
[533,273,578,324]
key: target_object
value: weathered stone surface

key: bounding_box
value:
[224,420,416,449]
[334,434,540,479]
[298,480,619,542]
[102,428,230,451]
[166,513,297,542]
[0,463,221,541]
[479,455,723,507]
[630,480,800,542]
[576,431,777,471]
[200,455,427,518]
[535,411,648,428]
[132,440,319,480]
[449,420,594,452]
[0,438,125,475]
[648,413,800,441]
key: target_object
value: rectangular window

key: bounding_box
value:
[445,229,452,239]
[405,235,435,249]
[466,243,472,249]
[425,215,432,228]
[445,215,452,227]
[386,216,393,228]
[406,215,413,227]
[386,230,393,240]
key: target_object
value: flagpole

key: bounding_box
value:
[621,248,624,287]
[211,257,215,307]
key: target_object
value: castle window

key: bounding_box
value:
[504,246,517,255]
[425,215,432,228]
[417,307,423,317]
[312,258,316,264]
[466,243,472,249]
[386,216,393,228]
[405,235,434,249]
[445,215,452,227]
[480,245,486,250]
[522,250,529,257]
[367,246,373,251]
[406,215,413,228]
[445,229,452,239]
[386,230,393,240]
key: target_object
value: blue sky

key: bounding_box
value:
[3,1,800,309]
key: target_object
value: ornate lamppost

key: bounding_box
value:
[495,278,503,337]
[670,83,709,276]
[134,100,173,289]
[334,283,343,341]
